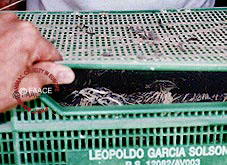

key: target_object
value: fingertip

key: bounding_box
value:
[32,62,75,85]
[56,67,75,84]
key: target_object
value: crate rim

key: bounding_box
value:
[40,94,227,115]
[61,63,227,72]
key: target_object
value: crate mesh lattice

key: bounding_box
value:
[0,133,14,164]
[17,125,227,164]
[17,9,227,71]
[0,9,227,164]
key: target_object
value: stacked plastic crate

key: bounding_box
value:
[0,8,227,164]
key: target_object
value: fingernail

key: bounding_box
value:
[57,70,75,84]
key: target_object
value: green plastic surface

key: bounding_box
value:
[0,8,227,164]
[14,8,227,71]
[0,93,226,164]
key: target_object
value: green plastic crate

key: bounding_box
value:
[0,8,227,165]
[15,8,227,71]
[1,101,227,165]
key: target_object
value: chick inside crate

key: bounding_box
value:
[0,8,227,165]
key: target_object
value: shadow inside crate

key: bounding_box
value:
[47,70,227,107]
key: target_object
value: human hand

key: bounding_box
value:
[0,13,75,112]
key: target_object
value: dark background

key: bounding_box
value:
[18,1,26,10]
[215,0,227,7]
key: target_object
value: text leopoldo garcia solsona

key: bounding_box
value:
[12,67,59,114]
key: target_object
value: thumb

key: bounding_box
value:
[32,62,75,85]
[18,62,75,102]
